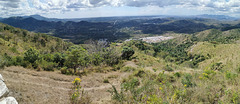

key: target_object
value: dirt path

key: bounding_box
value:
[0,66,130,104]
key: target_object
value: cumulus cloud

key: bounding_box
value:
[0,0,240,17]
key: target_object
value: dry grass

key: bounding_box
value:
[0,66,130,104]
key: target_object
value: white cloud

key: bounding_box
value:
[0,0,240,17]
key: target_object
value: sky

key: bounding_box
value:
[0,0,239,18]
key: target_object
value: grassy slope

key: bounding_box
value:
[0,23,73,56]
[111,29,240,103]
[190,29,240,72]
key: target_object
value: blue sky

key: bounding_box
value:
[0,0,239,18]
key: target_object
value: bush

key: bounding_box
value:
[121,46,135,60]
[61,67,68,74]
[53,52,66,67]
[163,64,174,71]
[37,60,56,71]
[61,67,74,75]
[181,74,195,87]
[24,47,40,64]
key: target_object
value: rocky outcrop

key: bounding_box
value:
[0,79,9,99]
[0,74,18,104]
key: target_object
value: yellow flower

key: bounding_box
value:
[73,78,81,84]
[184,84,187,87]
[159,87,163,90]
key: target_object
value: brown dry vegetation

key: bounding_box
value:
[0,66,130,104]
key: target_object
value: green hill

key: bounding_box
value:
[0,23,72,55]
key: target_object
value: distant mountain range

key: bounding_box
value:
[194,14,238,21]
[0,14,238,22]
[0,14,239,44]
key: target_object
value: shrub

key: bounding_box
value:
[225,71,237,80]
[211,62,223,71]
[121,46,135,60]
[108,85,125,103]
[61,67,68,74]
[61,67,74,75]
[39,60,56,71]
[24,47,40,64]
[163,64,174,71]
[133,69,146,77]
[181,74,195,87]
[121,66,136,72]
[53,52,66,67]
[174,72,181,78]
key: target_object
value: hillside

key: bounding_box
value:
[0,22,239,104]
[0,23,72,55]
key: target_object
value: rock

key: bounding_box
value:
[0,97,18,104]
[0,74,4,81]
[0,74,18,104]
[0,80,9,98]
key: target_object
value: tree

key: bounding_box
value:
[53,52,66,67]
[24,47,40,64]
[121,46,135,60]
[65,46,89,73]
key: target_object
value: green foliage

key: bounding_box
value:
[24,47,40,64]
[153,36,195,64]
[102,47,121,66]
[225,71,238,80]
[134,40,150,51]
[121,46,135,60]
[133,69,146,77]
[36,59,56,71]
[121,66,136,72]
[147,94,162,104]
[181,74,195,87]
[174,72,181,78]
[53,52,66,67]
[61,67,74,75]
[163,64,174,72]
[211,62,224,71]
[108,85,125,103]
[65,46,89,73]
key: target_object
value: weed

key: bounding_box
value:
[181,74,195,87]
[103,79,109,83]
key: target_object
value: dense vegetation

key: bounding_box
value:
[0,23,124,74]
[2,16,235,44]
